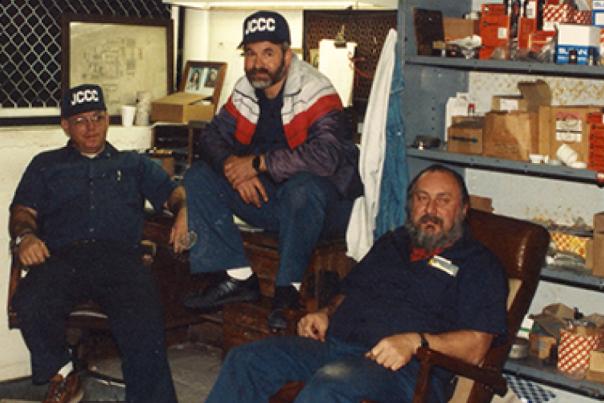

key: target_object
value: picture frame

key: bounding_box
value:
[61,14,173,117]
[180,61,227,108]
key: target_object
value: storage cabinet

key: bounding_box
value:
[399,0,604,399]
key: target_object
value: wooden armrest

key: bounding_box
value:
[412,347,507,403]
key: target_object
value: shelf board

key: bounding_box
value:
[504,357,604,399]
[406,148,599,184]
[405,56,604,78]
[540,265,604,291]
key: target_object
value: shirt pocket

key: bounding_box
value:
[96,166,142,209]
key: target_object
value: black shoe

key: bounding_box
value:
[268,285,301,332]
[183,274,260,311]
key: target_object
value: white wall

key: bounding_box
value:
[0,126,152,380]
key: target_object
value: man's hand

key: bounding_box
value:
[18,234,50,267]
[169,207,190,253]
[234,177,268,208]
[297,311,329,342]
[365,333,421,371]
[224,155,258,188]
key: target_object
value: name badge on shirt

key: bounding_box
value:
[428,255,459,277]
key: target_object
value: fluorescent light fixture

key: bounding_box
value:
[163,0,397,10]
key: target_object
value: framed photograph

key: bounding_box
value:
[180,61,227,107]
[61,14,173,116]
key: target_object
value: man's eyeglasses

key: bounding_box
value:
[69,113,107,127]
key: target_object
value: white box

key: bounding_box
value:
[557,24,601,47]
[556,24,600,64]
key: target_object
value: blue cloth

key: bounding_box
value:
[329,225,509,350]
[250,87,288,154]
[207,335,449,403]
[11,142,176,252]
[375,44,408,238]
[184,162,353,284]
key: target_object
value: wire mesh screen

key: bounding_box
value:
[0,0,170,109]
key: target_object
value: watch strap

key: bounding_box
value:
[252,155,261,173]
[419,332,430,349]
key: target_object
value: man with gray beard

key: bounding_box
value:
[183,11,361,331]
[205,164,508,403]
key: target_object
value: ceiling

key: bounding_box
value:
[162,0,398,10]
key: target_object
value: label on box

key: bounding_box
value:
[498,27,508,39]
[500,99,520,111]
[526,0,537,18]
[594,0,604,10]
[556,45,593,65]
[555,118,583,143]
[594,11,604,26]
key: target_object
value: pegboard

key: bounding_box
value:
[303,10,397,113]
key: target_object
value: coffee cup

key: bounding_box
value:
[121,105,136,127]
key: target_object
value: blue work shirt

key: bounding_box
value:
[329,225,508,349]
[11,141,176,252]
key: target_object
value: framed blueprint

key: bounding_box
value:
[61,14,173,116]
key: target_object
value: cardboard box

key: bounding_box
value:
[151,92,215,124]
[590,349,604,372]
[548,106,602,163]
[469,194,493,213]
[592,233,604,277]
[556,24,600,65]
[479,14,510,59]
[529,333,557,359]
[492,80,551,113]
[447,117,484,155]
[443,17,479,41]
[483,111,539,161]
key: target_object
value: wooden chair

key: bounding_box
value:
[270,209,550,403]
[6,214,212,385]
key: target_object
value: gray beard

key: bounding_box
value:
[405,213,465,252]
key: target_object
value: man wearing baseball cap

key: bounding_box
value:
[9,84,188,402]
[183,11,362,331]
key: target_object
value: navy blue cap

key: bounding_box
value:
[61,84,106,118]
[239,10,291,48]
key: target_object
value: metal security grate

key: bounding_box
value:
[0,0,170,109]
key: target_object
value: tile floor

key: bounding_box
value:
[0,341,223,403]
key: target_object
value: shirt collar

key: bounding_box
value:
[66,140,117,160]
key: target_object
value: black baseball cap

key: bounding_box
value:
[238,10,291,48]
[61,84,107,119]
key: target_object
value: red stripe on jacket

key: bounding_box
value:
[226,93,343,149]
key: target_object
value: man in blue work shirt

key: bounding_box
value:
[9,84,188,403]
[206,165,508,403]
[183,10,362,331]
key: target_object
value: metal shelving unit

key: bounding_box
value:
[400,0,604,398]
[407,148,601,184]
[504,357,604,400]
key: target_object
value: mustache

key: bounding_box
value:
[250,68,270,75]
[418,214,443,226]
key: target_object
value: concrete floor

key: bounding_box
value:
[0,341,223,403]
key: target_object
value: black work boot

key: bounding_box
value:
[183,274,260,311]
[268,285,301,332]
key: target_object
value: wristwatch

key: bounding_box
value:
[419,333,430,349]
[252,155,261,173]
[13,230,34,247]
